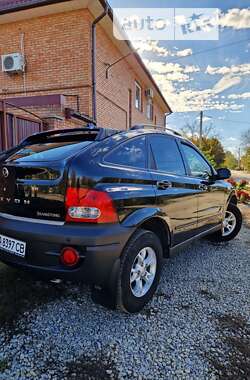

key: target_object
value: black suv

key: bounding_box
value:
[0,125,242,313]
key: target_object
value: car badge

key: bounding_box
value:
[2,167,9,178]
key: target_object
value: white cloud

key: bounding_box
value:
[206,63,250,76]
[196,116,212,123]
[219,8,250,29]
[183,65,200,73]
[133,40,193,59]
[143,60,194,82]
[213,75,242,94]
[228,92,250,99]
[176,48,192,57]
[133,41,170,57]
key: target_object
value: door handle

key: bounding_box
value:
[157,181,172,190]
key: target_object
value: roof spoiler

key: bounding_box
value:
[20,124,120,145]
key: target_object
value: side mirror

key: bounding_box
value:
[216,168,231,180]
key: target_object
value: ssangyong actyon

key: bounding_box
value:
[0,125,242,313]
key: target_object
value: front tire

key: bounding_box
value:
[209,203,242,242]
[116,229,163,313]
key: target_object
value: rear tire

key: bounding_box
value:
[208,203,242,242]
[116,229,163,313]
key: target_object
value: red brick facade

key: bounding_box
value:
[0,1,170,149]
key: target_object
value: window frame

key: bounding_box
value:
[103,136,149,170]
[146,98,154,121]
[179,141,216,179]
[135,81,142,112]
[148,134,187,176]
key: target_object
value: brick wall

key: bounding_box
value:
[95,22,166,130]
[0,7,166,132]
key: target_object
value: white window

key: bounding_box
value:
[146,99,153,121]
[135,81,142,111]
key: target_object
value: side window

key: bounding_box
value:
[181,144,212,179]
[105,137,146,169]
[135,81,142,111]
[149,135,185,175]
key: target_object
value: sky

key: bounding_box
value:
[109,0,250,155]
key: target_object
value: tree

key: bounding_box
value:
[241,129,250,149]
[181,121,215,141]
[200,137,225,168]
[241,148,250,172]
[180,121,225,167]
[224,151,238,170]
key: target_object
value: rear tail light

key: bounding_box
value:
[65,187,118,223]
[60,247,80,267]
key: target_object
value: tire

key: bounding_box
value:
[208,203,242,242]
[116,229,163,313]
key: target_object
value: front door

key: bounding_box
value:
[180,142,225,233]
[148,134,200,246]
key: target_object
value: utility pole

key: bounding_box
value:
[238,147,241,169]
[199,110,203,147]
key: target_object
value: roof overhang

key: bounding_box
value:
[0,0,172,114]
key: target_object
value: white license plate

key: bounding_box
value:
[0,234,26,258]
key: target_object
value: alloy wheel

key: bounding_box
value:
[130,247,157,298]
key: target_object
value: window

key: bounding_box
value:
[105,137,146,168]
[146,99,153,121]
[6,141,93,163]
[149,135,185,175]
[135,81,142,111]
[181,144,212,179]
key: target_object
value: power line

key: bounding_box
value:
[207,117,250,126]
[168,37,250,63]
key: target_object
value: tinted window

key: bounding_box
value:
[105,137,146,168]
[149,135,185,175]
[181,144,212,179]
[6,141,92,163]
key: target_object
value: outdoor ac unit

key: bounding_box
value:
[1,53,25,73]
[145,88,154,98]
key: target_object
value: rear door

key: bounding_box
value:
[180,142,225,232]
[148,134,199,246]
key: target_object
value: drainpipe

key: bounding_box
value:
[91,6,109,123]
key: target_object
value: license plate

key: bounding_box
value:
[0,234,26,258]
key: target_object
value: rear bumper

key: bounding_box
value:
[0,215,135,286]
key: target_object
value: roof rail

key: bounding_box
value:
[130,124,182,137]
[165,128,182,137]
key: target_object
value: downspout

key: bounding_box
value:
[91,6,109,123]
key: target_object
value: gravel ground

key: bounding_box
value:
[0,217,249,379]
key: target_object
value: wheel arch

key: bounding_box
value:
[138,217,171,258]
[228,193,238,206]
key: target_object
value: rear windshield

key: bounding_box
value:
[6,140,92,163]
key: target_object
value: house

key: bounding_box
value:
[0,0,171,151]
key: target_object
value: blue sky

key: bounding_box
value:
[109,0,250,154]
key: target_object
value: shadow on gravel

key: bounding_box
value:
[0,263,67,329]
[64,354,118,380]
[209,313,250,379]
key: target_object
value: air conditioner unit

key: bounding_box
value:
[145,88,154,98]
[1,53,25,73]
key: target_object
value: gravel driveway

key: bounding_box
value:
[0,217,249,380]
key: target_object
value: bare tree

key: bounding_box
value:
[181,121,215,140]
